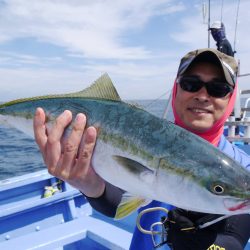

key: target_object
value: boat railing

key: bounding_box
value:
[225,89,250,144]
[242,96,250,120]
[225,117,250,143]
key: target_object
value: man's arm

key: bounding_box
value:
[86,182,124,217]
[212,214,250,250]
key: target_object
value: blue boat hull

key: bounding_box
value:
[0,170,135,249]
[1,169,250,249]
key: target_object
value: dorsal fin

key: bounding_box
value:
[0,73,121,108]
[66,73,121,101]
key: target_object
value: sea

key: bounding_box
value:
[0,100,170,181]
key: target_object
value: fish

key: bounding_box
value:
[1,73,250,219]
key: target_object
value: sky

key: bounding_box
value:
[0,0,249,101]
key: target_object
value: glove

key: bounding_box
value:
[165,208,222,250]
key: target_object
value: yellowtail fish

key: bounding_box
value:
[1,74,250,218]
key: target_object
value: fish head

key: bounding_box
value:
[158,154,250,215]
[190,153,250,214]
[202,172,250,214]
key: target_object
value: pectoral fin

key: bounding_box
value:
[115,192,151,220]
[112,155,154,174]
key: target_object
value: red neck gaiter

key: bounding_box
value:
[171,80,237,146]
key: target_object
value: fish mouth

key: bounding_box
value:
[224,198,250,212]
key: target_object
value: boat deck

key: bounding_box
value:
[0,170,135,250]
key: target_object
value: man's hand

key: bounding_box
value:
[33,107,105,198]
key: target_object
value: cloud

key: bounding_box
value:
[0,55,178,102]
[0,0,180,59]
[0,0,249,101]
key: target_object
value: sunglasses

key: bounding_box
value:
[177,76,234,98]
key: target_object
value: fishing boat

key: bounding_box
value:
[1,89,250,250]
[1,1,250,249]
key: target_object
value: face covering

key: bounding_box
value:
[171,80,237,146]
[211,29,226,42]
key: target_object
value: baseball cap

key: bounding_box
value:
[177,48,238,86]
[209,21,224,30]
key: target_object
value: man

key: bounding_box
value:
[33,48,250,250]
[209,21,234,57]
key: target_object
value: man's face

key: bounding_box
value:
[174,62,231,132]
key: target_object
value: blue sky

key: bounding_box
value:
[0,0,249,101]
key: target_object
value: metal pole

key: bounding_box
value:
[208,0,210,47]
[220,0,224,22]
[233,0,240,55]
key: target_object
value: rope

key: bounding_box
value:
[233,0,241,54]
[143,89,172,110]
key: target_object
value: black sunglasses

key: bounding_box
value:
[177,76,234,98]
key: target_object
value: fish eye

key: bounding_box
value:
[212,184,225,195]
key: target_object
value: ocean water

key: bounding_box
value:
[0,124,45,181]
[0,100,170,181]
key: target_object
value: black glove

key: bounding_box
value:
[165,208,222,250]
